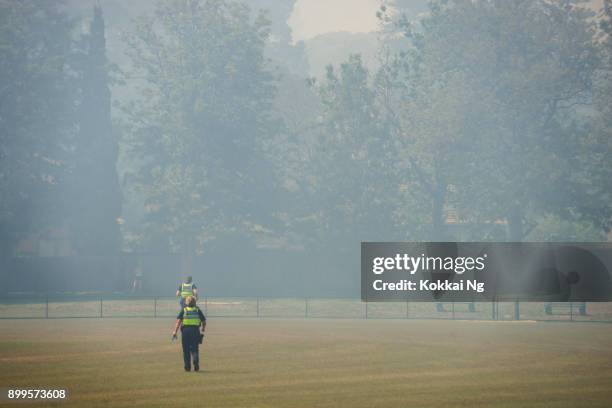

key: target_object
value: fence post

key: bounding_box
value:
[45,294,49,319]
[153,297,157,318]
[514,299,520,321]
[496,300,499,320]
[100,297,103,318]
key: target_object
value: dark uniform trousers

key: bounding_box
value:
[181,326,200,369]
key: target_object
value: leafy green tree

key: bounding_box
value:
[0,0,76,254]
[268,54,406,253]
[577,0,612,235]
[262,66,322,249]
[123,0,278,254]
[526,215,606,242]
[375,3,495,241]
[308,55,403,249]
[387,0,604,241]
[69,4,122,255]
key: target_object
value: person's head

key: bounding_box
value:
[185,276,192,284]
[185,296,196,307]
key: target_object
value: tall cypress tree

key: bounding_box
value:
[70,4,121,255]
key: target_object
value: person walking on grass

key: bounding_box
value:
[176,276,198,309]
[172,296,206,372]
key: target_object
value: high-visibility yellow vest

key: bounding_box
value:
[182,307,201,326]
[180,283,194,298]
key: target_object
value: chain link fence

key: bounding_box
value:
[1,295,611,322]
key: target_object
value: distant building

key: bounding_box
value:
[14,226,73,257]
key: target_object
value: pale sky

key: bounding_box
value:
[288,0,382,43]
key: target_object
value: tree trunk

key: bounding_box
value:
[507,205,523,242]
[431,182,446,241]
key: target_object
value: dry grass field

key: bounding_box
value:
[1,318,612,407]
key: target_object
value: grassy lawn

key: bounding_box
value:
[1,318,612,407]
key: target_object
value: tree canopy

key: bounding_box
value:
[1,0,611,260]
